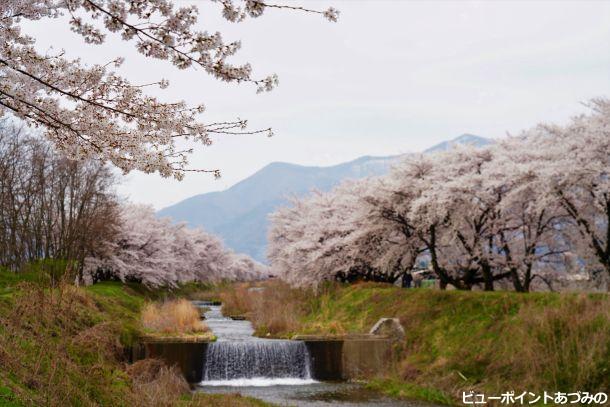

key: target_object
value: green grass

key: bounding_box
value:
[0,270,43,299]
[183,393,274,406]
[0,271,270,406]
[0,385,23,407]
[170,281,220,300]
[0,281,135,405]
[367,379,454,405]
[223,281,610,405]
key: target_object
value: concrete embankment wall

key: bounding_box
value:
[296,335,393,380]
[131,339,209,383]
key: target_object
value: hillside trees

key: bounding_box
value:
[267,100,609,290]
[0,124,119,276]
[0,0,337,178]
[0,124,266,286]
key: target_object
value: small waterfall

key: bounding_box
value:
[202,340,312,383]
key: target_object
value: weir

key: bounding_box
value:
[202,340,312,383]
[199,304,314,385]
[132,303,392,385]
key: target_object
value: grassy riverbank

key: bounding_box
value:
[219,281,610,405]
[0,270,269,407]
[2,270,607,407]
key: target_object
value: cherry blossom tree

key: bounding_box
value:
[491,137,570,291]
[409,149,500,290]
[532,99,610,284]
[267,179,415,287]
[0,0,338,179]
[267,190,350,287]
[355,143,574,291]
[85,204,179,285]
[372,152,496,290]
[225,253,267,281]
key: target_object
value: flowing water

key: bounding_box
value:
[203,341,313,384]
[195,302,429,406]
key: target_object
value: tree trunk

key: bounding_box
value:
[481,262,494,291]
[510,267,525,292]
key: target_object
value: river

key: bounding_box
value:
[194,302,431,407]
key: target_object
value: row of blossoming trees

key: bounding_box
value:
[0,125,265,286]
[268,99,610,291]
[84,204,266,286]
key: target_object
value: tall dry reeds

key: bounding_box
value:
[141,299,208,334]
[218,283,254,317]
[219,281,313,337]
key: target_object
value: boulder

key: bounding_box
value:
[369,318,405,341]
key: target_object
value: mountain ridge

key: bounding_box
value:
[158,134,492,262]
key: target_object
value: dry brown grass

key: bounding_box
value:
[220,280,313,337]
[127,359,191,407]
[141,299,208,334]
[127,359,272,407]
[219,283,254,317]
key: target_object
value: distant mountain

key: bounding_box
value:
[158,134,492,262]
[158,156,398,262]
[423,133,491,153]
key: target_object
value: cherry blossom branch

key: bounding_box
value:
[249,1,340,22]
[0,0,339,179]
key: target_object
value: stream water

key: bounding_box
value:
[194,302,430,407]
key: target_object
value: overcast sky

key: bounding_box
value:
[25,0,610,209]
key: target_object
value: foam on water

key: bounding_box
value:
[200,377,317,387]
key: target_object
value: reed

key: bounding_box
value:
[141,299,208,334]
[220,280,314,337]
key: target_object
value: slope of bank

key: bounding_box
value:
[220,282,610,405]
[0,271,270,407]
